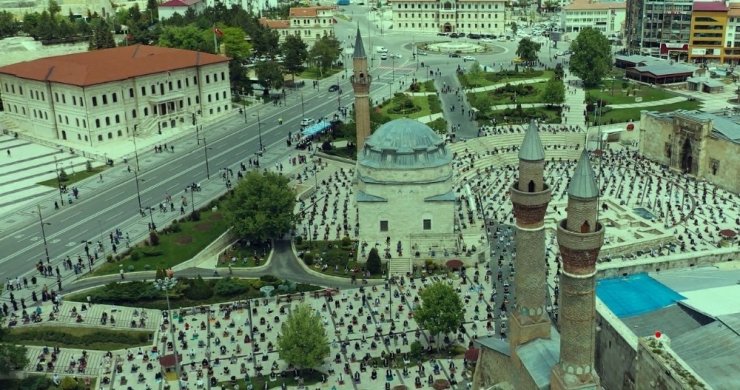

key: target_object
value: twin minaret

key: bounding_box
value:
[509,121,603,390]
[350,27,371,155]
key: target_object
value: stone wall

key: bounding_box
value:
[472,348,514,389]
[634,337,712,389]
[596,247,739,278]
[595,299,638,390]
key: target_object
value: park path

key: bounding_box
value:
[607,96,687,109]
[466,77,548,94]
[63,240,368,295]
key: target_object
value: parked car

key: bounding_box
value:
[416,51,428,56]
[437,32,449,36]
[463,55,476,62]
[380,53,388,60]
[390,53,402,59]
[300,118,315,127]
[468,34,481,39]
[449,33,459,38]
[448,52,461,58]
[328,85,340,92]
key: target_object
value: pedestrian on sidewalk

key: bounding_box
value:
[99,173,103,182]
[120,267,125,280]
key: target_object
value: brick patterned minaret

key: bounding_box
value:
[551,150,604,390]
[350,27,371,155]
[509,120,552,350]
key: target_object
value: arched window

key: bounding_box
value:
[528,180,535,193]
[580,220,590,233]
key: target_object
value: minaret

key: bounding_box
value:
[551,150,604,390]
[350,26,371,154]
[508,120,552,351]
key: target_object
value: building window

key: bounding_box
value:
[108,132,112,139]
[105,117,110,126]
[169,81,173,91]
[141,86,146,96]
[112,93,117,103]
[132,109,137,118]
[102,95,108,105]
[222,91,226,99]
[54,92,59,102]
[221,72,225,81]
[76,118,79,126]
[115,114,120,123]
[206,75,210,83]
[380,220,389,232]
[64,116,69,125]
[208,94,211,103]
[18,86,22,95]
[92,96,98,106]
[95,119,101,128]
[82,119,85,127]
[73,96,77,105]
[129,88,134,98]
[193,76,198,85]
[186,78,190,87]
[117,130,122,137]
[144,107,149,116]
[177,80,182,89]
[97,134,103,141]
[195,96,199,104]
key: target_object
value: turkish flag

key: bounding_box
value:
[213,27,224,38]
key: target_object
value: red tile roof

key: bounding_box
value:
[564,0,625,11]
[0,45,228,87]
[160,0,201,7]
[259,17,290,29]
[693,1,728,12]
[289,6,335,18]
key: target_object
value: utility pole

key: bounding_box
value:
[132,124,140,171]
[53,156,64,206]
[257,111,264,153]
[37,204,51,263]
[198,137,211,179]
[134,170,143,212]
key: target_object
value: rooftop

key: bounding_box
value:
[289,6,335,17]
[0,45,228,87]
[567,150,599,199]
[517,329,561,390]
[518,120,545,161]
[359,118,452,170]
[692,1,728,12]
[353,26,366,59]
[631,63,696,76]
[564,0,626,11]
[259,18,290,29]
[159,0,201,6]
[681,110,740,144]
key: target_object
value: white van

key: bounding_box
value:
[376,46,388,54]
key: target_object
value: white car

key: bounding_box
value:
[300,118,315,127]
[463,55,476,62]
[390,53,402,59]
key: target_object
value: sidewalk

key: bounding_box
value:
[563,72,587,128]
[607,96,687,109]
[466,77,548,94]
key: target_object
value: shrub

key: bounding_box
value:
[85,281,161,303]
[130,251,141,261]
[85,160,93,172]
[214,277,248,297]
[59,169,68,182]
[190,210,201,221]
[170,222,182,233]
[409,340,423,360]
[184,276,213,300]
[341,236,353,248]
[295,236,303,245]
[260,275,279,284]
[366,248,382,275]
[149,231,160,246]
[303,252,314,266]
[428,95,442,113]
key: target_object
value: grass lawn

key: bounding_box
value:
[487,106,562,124]
[217,240,272,268]
[409,80,436,93]
[298,67,343,80]
[219,369,323,389]
[2,326,152,351]
[588,100,702,125]
[379,94,433,120]
[0,375,96,390]
[470,81,548,106]
[427,117,448,134]
[295,239,385,279]
[37,166,105,187]
[459,69,554,89]
[91,208,229,276]
[587,82,679,105]
[323,146,357,160]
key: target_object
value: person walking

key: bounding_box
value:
[119,268,125,280]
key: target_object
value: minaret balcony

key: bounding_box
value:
[556,219,605,275]
[350,75,371,85]
[510,182,551,225]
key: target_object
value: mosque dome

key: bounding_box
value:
[358,118,452,169]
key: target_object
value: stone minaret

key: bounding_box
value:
[509,120,552,351]
[350,26,371,154]
[551,150,604,390]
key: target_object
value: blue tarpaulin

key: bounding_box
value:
[301,120,331,138]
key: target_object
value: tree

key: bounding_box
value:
[0,11,20,38]
[510,21,518,36]
[225,170,296,242]
[221,26,251,60]
[255,60,284,94]
[89,19,116,50]
[158,25,210,52]
[251,26,279,58]
[541,77,565,107]
[146,0,159,22]
[554,62,565,80]
[47,0,61,16]
[414,282,464,348]
[516,37,541,66]
[0,314,29,375]
[308,34,341,75]
[366,247,381,275]
[277,304,329,373]
[569,27,612,88]
[281,34,309,82]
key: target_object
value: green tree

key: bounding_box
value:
[251,26,280,58]
[569,27,612,88]
[366,247,381,275]
[22,13,40,38]
[47,0,61,16]
[225,170,296,242]
[146,0,159,22]
[277,304,329,373]
[0,314,29,375]
[414,282,464,348]
[0,11,20,38]
[281,34,308,82]
[158,25,210,52]
[510,21,518,36]
[221,26,251,60]
[35,10,57,41]
[255,60,284,93]
[541,77,565,107]
[516,37,541,66]
[308,34,341,75]
[554,62,565,80]
[89,19,115,50]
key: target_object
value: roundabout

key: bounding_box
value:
[418,41,507,55]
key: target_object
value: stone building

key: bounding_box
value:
[259,6,336,46]
[389,0,508,35]
[355,119,456,273]
[0,45,231,147]
[639,109,740,194]
[473,127,606,389]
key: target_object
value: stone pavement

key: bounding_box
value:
[563,72,587,128]
[465,77,548,94]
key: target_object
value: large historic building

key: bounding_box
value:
[0,45,231,146]
[389,0,508,34]
[473,123,605,389]
[639,109,740,193]
[259,6,336,46]
[562,0,626,37]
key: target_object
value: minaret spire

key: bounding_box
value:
[551,150,604,390]
[351,26,371,155]
[508,119,552,351]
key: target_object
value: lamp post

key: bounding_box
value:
[256,111,264,153]
[197,137,212,179]
[53,156,64,206]
[153,274,183,390]
[134,170,144,212]
[300,90,305,118]
[132,124,141,171]
[37,204,51,264]
[148,206,156,230]
[336,76,342,110]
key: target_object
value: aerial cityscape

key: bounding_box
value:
[0,0,738,389]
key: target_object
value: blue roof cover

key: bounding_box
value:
[301,120,331,138]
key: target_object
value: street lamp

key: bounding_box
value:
[196,137,212,179]
[148,206,156,230]
[256,111,264,153]
[300,90,305,118]
[53,156,64,206]
[132,124,141,172]
[134,170,144,212]
[37,204,51,264]
[153,273,183,390]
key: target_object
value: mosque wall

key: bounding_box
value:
[595,300,638,390]
[699,136,740,194]
[472,348,515,389]
[596,247,739,278]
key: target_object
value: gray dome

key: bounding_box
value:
[359,118,452,169]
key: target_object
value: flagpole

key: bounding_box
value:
[213,24,218,54]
